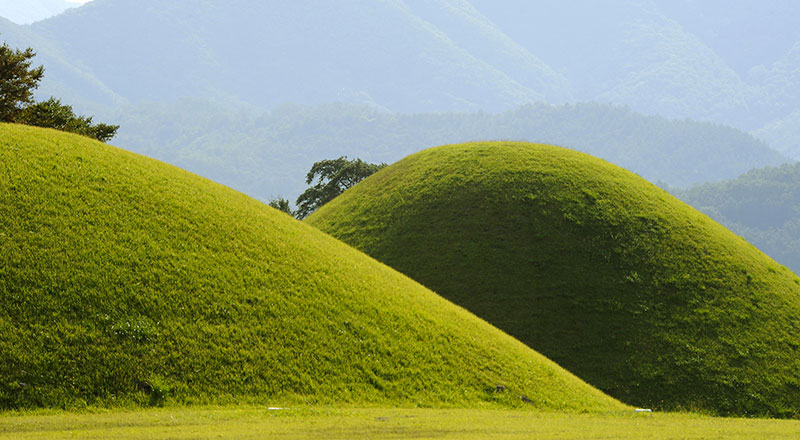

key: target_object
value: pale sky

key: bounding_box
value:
[0,0,94,24]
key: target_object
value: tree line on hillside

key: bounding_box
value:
[109,99,788,204]
[0,38,117,142]
[676,162,800,274]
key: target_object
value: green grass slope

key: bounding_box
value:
[307,142,800,417]
[0,124,625,412]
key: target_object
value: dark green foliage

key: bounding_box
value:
[0,125,625,412]
[308,142,800,417]
[295,157,386,219]
[0,40,43,122]
[268,197,296,217]
[0,37,118,141]
[676,162,800,274]
[17,97,119,142]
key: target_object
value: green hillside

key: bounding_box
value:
[307,142,800,417]
[0,124,626,412]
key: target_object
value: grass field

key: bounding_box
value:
[2,406,800,439]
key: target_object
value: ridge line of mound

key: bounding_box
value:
[308,141,800,417]
[0,124,624,412]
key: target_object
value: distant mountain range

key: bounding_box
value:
[108,100,785,200]
[16,0,571,113]
[0,0,799,141]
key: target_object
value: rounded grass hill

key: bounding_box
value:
[0,124,626,412]
[307,142,800,417]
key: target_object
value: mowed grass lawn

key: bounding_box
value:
[2,407,799,439]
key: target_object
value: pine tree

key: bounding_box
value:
[0,37,119,142]
[0,42,44,122]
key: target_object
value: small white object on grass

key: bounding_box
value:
[634,408,652,413]
[268,407,285,410]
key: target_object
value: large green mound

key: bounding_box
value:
[0,125,625,412]
[307,142,800,417]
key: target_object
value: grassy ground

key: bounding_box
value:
[308,141,800,417]
[3,406,800,440]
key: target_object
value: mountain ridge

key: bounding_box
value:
[1,0,794,129]
[26,0,565,112]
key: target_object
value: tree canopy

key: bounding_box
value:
[267,197,295,216]
[0,38,118,142]
[18,98,119,142]
[294,157,386,219]
[0,42,44,122]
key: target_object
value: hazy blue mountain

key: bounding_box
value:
[746,39,800,153]
[109,99,787,202]
[677,162,800,274]
[402,0,571,104]
[0,0,80,25]
[749,41,800,130]
[652,0,800,76]
[469,0,752,127]
[0,16,123,112]
[752,110,800,160]
[6,0,800,132]
[28,0,571,112]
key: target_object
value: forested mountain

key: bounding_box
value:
[0,17,124,112]
[651,0,800,76]
[401,0,570,104]
[751,43,800,130]
[469,0,753,128]
[677,163,800,274]
[752,110,800,159]
[0,0,796,132]
[0,0,800,141]
[110,100,785,201]
[27,0,568,113]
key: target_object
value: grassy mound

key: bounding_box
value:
[0,125,625,412]
[307,142,800,417]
